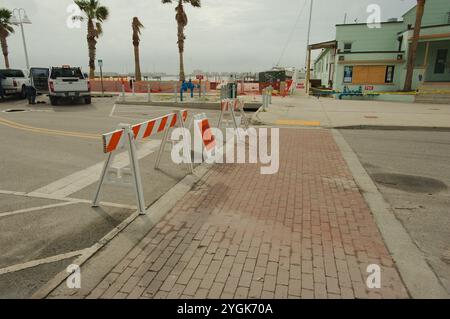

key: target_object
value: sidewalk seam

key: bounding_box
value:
[331,129,449,299]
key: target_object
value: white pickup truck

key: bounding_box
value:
[0,69,30,99]
[48,66,91,105]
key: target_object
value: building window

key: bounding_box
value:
[343,66,353,83]
[343,43,352,53]
[385,66,395,83]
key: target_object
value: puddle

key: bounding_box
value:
[372,173,447,194]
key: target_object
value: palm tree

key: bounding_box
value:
[162,0,201,82]
[73,0,109,79]
[404,0,426,91]
[0,8,14,69]
[132,17,144,82]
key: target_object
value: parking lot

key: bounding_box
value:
[0,95,224,298]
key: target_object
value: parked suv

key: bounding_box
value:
[48,66,91,105]
[0,69,30,99]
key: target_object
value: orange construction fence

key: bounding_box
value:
[90,80,211,94]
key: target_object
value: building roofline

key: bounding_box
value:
[402,4,417,18]
[308,40,337,50]
[335,21,403,27]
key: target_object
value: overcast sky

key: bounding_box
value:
[3,0,416,74]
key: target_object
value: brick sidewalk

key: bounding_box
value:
[86,128,408,299]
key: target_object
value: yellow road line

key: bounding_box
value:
[275,119,321,127]
[0,117,100,140]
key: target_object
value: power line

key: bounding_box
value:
[276,0,308,67]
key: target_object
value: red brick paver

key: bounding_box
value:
[88,129,408,299]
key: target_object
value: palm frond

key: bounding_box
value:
[0,8,14,36]
[96,6,109,21]
[187,0,201,8]
[132,17,144,35]
[95,21,103,37]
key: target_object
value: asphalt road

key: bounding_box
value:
[0,95,224,298]
[341,129,450,294]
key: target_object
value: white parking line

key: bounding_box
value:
[0,202,78,218]
[0,189,137,211]
[30,140,162,197]
[109,104,117,117]
[0,249,87,275]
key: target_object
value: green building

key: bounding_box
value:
[312,0,450,95]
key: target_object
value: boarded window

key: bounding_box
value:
[351,66,391,84]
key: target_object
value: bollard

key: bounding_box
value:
[221,86,226,100]
[147,82,152,103]
[174,83,178,103]
[262,89,269,110]
[132,80,135,96]
[121,84,126,102]
[268,86,273,104]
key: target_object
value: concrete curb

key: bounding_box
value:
[335,125,450,132]
[250,106,266,126]
[116,100,262,112]
[332,129,449,299]
[32,164,212,299]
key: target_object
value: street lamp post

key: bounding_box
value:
[11,8,32,70]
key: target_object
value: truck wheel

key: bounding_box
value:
[50,96,58,106]
[84,97,92,105]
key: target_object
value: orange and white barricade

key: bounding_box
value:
[217,98,249,131]
[193,113,217,159]
[92,109,190,215]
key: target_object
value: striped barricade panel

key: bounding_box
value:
[102,110,188,154]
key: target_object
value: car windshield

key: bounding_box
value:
[50,67,84,79]
[0,69,25,78]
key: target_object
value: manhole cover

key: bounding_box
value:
[372,173,447,194]
[364,115,379,119]
[3,108,28,113]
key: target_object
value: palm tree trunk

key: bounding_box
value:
[177,16,186,82]
[87,20,97,79]
[404,0,426,91]
[0,36,10,69]
[179,49,185,82]
[134,45,142,82]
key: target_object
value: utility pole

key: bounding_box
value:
[305,0,314,94]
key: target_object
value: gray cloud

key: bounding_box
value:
[2,0,416,74]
